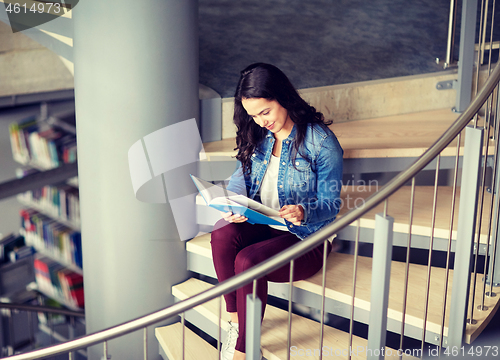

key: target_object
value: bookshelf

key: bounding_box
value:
[8,114,84,314]
[27,282,81,312]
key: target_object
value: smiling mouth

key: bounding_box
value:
[266,122,275,130]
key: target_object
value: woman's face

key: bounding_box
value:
[242,98,293,139]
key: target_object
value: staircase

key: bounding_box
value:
[156,190,500,358]
[155,105,500,359]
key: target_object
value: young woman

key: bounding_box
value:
[210,63,343,360]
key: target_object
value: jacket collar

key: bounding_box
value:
[265,123,297,141]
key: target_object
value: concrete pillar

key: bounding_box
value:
[73,1,198,358]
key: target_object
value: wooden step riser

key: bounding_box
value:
[278,283,448,346]
[221,72,459,140]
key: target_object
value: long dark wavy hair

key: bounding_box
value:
[233,63,332,175]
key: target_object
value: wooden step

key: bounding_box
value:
[172,277,416,360]
[195,184,493,251]
[338,185,493,248]
[156,322,218,360]
[203,109,493,160]
[186,234,500,344]
[296,252,500,345]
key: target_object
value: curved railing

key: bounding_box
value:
[5,62,500,359]
[0,302,84,318]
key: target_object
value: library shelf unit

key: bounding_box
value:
[9,115,84,315]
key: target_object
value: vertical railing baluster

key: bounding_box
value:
[319,239,328,360]
[367,212,394,360]
[7,309,14,356]
[489,88,500,292]
[481,87,500,309]
[445,0,458,67]
[49,312,54,345]
[69,316,76,360]
[448,126,484,349]
[482,0,499,303]
[470,92,495,317]
[422,155,441,354]
[69,351,74,360]
[27,311,35,350]
[489,193,500,293]
[479,0,490,65]
[483,86,500,297]
[103,340,109,360]
[439,132,462,356]
[143,327,148,360]
[485,0,496,76]
[287,260,294,360]
[246,279,261,360]
[218,296,222,359]
[399,177,416,359]
[181,312,185,360]
[474,0,487,127]
[349,220,361,360]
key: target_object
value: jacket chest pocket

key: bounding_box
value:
[251,150,267,172]
[250,150,267,192]
[288,158,311,189]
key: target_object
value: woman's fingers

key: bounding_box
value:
[221,211,233,221]
[221,211,248,223]
[279,205,304,225]
[230,213,248,223]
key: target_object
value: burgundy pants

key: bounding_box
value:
[210,219,332,353]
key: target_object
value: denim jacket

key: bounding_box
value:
[227,123,343,239]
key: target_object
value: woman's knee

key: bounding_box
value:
[234,250,259,275]
[211,219,240,248]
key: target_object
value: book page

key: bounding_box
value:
[191,175,237,205]
[227,195,282,217]
[191,175,285,225]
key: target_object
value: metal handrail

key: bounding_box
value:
[6,61,500,360]
[0,302,84,318]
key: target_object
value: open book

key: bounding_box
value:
[190,175,286,227]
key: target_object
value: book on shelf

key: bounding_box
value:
[18,184,80,224]
[190,174,286,227]
[9,116,37,164]
[34,256,84,309]
[9,245,36,263]
[0,233,26,264]
[58,268,84,308]
[36,297,66,325]
[20,209,83,269]
[9,116,77,170]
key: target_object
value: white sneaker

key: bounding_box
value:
[220,321,239,360]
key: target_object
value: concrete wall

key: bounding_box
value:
[0,21,73,98]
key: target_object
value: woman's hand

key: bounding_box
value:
[279,205,304,225]
[221,211,248,223]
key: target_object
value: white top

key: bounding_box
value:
[260,155,288,231]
